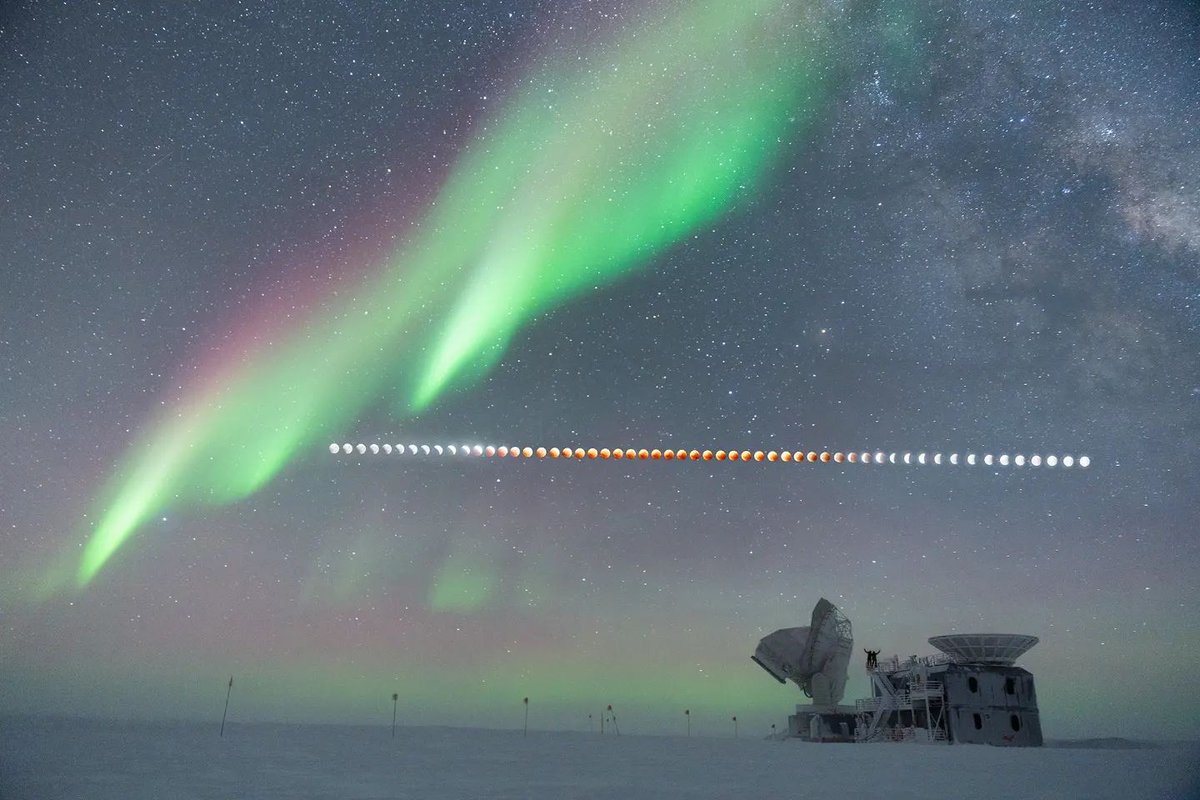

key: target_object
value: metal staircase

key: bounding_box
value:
[855,664,948,744]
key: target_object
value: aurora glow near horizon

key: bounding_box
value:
[77,0,834,585]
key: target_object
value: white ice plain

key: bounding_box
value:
[2,717,1197,800]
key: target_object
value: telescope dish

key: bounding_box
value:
[928,633,1039,666]
[752,598,853,706]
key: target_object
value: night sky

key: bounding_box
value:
[2,0,1198,741]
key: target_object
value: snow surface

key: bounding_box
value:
[2,717,1197,800]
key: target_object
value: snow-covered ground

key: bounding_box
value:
[2,717,1197,799]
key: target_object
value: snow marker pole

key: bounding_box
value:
[219,676,233,738]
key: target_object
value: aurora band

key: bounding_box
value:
[77,0,835,585]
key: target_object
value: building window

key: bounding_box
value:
[973,713,983,730]
[1005,677,1015,694]
[968,676,978,693]
[1010,715,1021,732]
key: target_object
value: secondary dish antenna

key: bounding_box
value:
[927,633,1039,666]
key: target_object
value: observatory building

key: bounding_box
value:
[753,602,1043,746]
[855,633,1043,746]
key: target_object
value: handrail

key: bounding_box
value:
[858,683,944,710]
[868,653,956,673]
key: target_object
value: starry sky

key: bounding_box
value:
[2,0,1198,741]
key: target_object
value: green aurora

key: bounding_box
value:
[77,0,835,587]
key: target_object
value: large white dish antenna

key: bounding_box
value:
[752,598,853,706]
